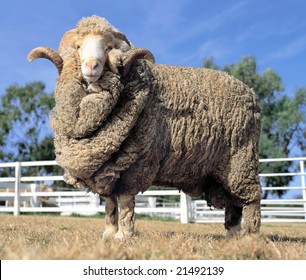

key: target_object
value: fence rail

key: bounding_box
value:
[0,158,306,223]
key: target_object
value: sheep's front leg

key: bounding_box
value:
[102,195,118,239]
[115,194,135,240]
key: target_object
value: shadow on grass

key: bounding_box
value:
[267,234,306,244]
[134,230,226,241]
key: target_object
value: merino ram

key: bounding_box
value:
[28,15,262,239]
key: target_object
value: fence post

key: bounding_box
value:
[180,192,190,224]
[30,183,39,207]
[300,160,306,221]
[148,197,157,218]
[14,162,21,216]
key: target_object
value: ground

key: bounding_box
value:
[0,214,305,259]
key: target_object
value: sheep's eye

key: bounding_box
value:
[106,46,113,52]
[75,44,81,50]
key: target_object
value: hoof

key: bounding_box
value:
[226,224,242,238]
[114,230,133,240]
[102,226,118,240]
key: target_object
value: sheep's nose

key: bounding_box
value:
[86,61,98,70]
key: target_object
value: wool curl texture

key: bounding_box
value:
[75,15,124,39]
[51,41,262,234]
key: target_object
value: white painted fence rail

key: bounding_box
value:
[0,158,306,223]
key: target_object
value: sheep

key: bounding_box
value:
[28,16,261,240]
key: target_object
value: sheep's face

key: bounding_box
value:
[75,34,114,83]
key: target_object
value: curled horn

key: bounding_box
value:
[121,48,155,77]
[27,46,63,75]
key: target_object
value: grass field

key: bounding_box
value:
[0,214,306,260]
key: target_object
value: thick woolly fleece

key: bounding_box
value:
[58,16,131,60]
[51,50,261,211]
[75,15,126,43]
[51,50,154,193]
[50,52,123,139]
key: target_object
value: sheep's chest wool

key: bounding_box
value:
[28,15,261,239]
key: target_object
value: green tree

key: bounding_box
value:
[203,56,306,198]
[0,82,56,176]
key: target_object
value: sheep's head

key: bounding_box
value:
[75,34,110,82]
[74,33,129,83]
[27,15,155,80]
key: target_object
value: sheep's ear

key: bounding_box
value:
[121,48,155,77]
[58,29,77,58]
[27,46,63,75]
[112,29,132,48]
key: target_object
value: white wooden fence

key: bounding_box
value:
[0,158,306,223]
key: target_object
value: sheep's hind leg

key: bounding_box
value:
[115,194,135,240]
[225,202,242,237]
[102,195,118,239]
[223,141,262,235]
[242,200,261,234]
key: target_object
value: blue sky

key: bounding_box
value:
[1,0,306,97]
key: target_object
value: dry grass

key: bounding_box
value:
[0,214,306,260]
